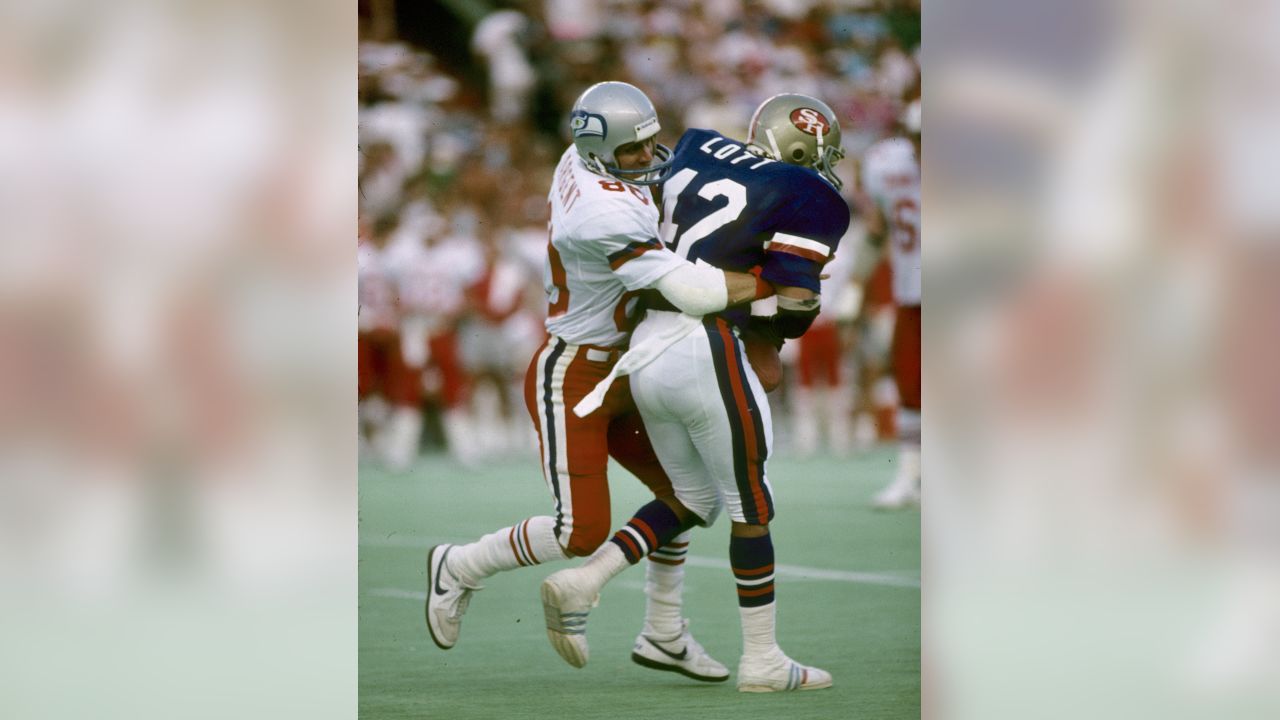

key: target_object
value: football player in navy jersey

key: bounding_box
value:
[542,94,852,692]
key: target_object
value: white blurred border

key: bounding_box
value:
[927,0,1280,717]
[0,1,355,717]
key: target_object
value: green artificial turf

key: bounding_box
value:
[359,447,919,719]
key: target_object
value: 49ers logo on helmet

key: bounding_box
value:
[790,107,831,136]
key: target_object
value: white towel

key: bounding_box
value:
[572,313,702,417]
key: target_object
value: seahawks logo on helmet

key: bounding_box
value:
[570,110,607,140]
[789,107,831,136]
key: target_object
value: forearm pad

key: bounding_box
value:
[772,305,820,339]
[653,263,729,316]
[771,293,821,339]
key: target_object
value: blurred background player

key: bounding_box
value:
[857,99,922,509]
[358,213,422,470]
[787,240,860,457]
[426,82,771,682]
[540,93,851,692]
[395,212,482,467]
[457,220,543,458]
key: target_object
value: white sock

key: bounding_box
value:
[441,407,476,466]
[895,442,921,491]
[739,602,778,658]
[826,383,854,456]
[380,406,422,473]
[790,386,819,455]
[575,541,631,595]
[448,516,569,586]
[643,531,689,639]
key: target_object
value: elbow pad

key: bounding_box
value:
[653,263,729,315]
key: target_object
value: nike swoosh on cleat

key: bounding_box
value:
[432,547,451,596]
[643,637,687,661]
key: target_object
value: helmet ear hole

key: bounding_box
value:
[791,147,806,162]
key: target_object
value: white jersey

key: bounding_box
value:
[544,146,686,347]
[358,240,398,332]
[396,234,483,334]
[862,137,921,306]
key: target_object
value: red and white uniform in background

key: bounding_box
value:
[463,243,532,373]
[528,146,690,555]
[790,242,858,456]
[358,237,416,408]
[861,257,900,441]
[862,137,921,409]
[396,233,483,465]
[862,136,922,507]
[359,236,423,470]
[399,234,481,409]
[459,238,540,456]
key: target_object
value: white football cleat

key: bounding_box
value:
[425,544,481,650]
[540,568,599,668]
[631,620,729,682]
[737,649,833,693]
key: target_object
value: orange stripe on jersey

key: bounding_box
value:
[717,321,769,518]
[768,243,828,263]
[736,585,776,598]
[547,241,570,317]
[733,563,775,577]
[606,239,662,270]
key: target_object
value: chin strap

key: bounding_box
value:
[605,144,674,186]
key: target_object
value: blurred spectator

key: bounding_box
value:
[471,6,537,126]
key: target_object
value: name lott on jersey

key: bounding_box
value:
[555,156,583,213]
[697,136,775,170]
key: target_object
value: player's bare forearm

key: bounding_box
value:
[725,271,773,306]
[775,284,816,303]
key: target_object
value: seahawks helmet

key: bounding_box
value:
[746,93,846,190]
[568,81,673,186]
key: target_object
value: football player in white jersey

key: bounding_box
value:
[425,82,774,682]
[540,94,852,692]
[859,106,922,509]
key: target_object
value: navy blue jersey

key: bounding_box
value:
[659,129,850,329]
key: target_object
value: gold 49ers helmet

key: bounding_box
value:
[746,93,846,190]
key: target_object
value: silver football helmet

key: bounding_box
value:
[569,81,673,186]
[746,93,846,190]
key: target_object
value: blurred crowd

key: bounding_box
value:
[357,0,921,470]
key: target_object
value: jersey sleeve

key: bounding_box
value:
[603,235,687,291]
[579,201,687,291]
[759,181,851,293]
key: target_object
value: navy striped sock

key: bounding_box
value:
[609,500,683,564]
[648,538,688,567]
[730,533,776,608]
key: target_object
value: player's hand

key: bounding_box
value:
[743,332,783,392]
